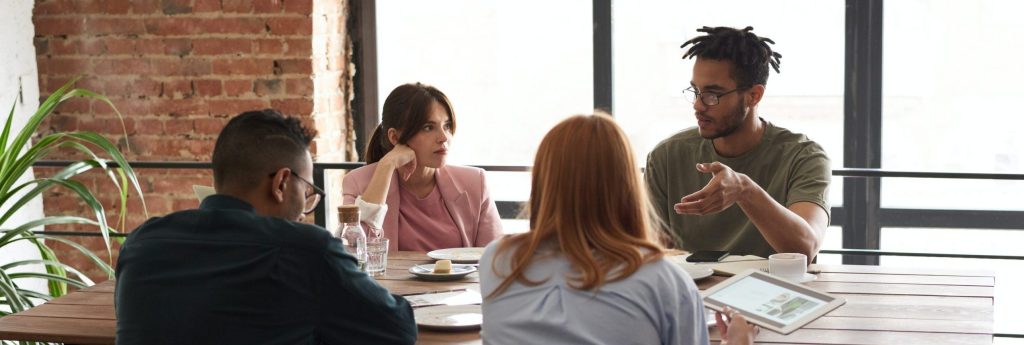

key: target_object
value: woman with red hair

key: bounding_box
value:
[480,114,757,345]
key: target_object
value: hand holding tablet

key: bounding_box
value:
[703,269,845,335]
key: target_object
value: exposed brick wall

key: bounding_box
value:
[32,0,352,282]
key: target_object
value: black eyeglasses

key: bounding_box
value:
[683,86,749,106]
[268,170,326,215]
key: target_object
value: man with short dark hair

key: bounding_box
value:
[645,26,831,260]
[115,109,416,344]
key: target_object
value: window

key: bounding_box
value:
[377,0,593,166]
[882,0,1024,210]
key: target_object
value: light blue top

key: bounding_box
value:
[480,239,711,345]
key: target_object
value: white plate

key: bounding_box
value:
[683,266,714,280]
[409,264,478,281]
[414,304,482,331]
[427,247,486,263]
[791,273,817,283]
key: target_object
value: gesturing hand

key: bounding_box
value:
[383,144,417,181]
[674,162,747,215]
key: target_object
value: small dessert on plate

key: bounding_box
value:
[433,259,452,274]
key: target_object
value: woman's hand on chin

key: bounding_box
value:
[383,144,417,181]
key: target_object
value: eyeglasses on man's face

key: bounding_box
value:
[682,86,749,106]
[268,170,326,215]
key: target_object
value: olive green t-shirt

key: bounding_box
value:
[644,119,831,258]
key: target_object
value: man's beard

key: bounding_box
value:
[699,96,747,140]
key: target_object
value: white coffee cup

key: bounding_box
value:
[768,253,807,281]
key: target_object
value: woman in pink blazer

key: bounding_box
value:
[342,83,502,251]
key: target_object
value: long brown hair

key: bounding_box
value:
[364,83,456,163]
[489,114,664,297]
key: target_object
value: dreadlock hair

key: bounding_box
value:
[680,26,782,87]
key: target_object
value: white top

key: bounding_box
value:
[354,196,387,230]
[479,239,711,345]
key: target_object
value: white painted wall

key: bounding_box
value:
[0,1,46,297]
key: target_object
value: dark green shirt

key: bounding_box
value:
[115,195,416,345]
[645,119,831,258]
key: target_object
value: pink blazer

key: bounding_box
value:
[342,163,503,251]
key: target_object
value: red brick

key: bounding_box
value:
[104,0,133,14]
[212,58,273,75]
[253,0,283,13]
[46,57,90,75]
[49,39,80,55]
[223,80,252,97]
[193,79,223,97]
[152,58,211,76]
[163,39,193,56]
[104,39,138,55]
[196,18,266,34]
[72,0,105,13]
[255,39,285,55]
[193,0,221,12]
[152,176,199,194]
[161,0,192,15]
[132,40,159,55]
[285,38,311,57]
[164,118,194,134]
[78,118,108,133]
[33,17,86,36]
[163,80,194,99]
[172,198,200,212]
[92,58,151,75]
[155,99,205,117]
[34,37,50,56]
[103,79,133,97]
[133,0,160,14]
[266,17,312,36]
[192,38,252,55]
[273,59,311,75]
[221,0,252,13]
[132,79,164,98]
[194,118,227,135]
[254,79,283,96]
[34,0,74,15]
[161,37,192,56]
[285,77,313,96]
[271,98,313,116]
[86,18,147,36]
[135,119,165,135]
[145,18,203,36]
[284,0,313,15]
[207,99,271,116]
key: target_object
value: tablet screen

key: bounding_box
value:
[704,273,834,329]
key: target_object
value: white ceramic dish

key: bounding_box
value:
[683,266,715,280]
[414,304,483,331]
[427,247,486,263]
[409,264,478,281]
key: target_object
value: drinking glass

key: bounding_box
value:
[366,238,389,275]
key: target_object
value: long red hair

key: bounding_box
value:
[489,114,664,297]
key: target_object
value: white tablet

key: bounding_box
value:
[702,269,845,335]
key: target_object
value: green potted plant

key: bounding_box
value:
[0,78,145,317]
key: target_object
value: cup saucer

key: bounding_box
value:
[787,273,817,283]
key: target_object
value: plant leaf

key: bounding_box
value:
[14,235,115,277]
[1,259,95,286]
[8,272,88,289]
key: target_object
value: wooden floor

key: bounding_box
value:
[0,252,995,345]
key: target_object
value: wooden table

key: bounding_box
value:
[0,252,995,345]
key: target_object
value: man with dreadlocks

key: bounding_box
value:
[645,26,831,261]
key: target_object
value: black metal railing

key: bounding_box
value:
[25,161,1024,262]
